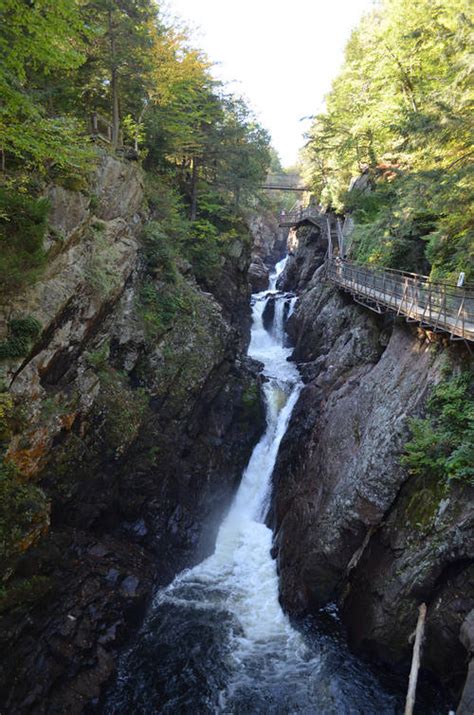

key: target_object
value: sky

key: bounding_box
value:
[167,0,376,167]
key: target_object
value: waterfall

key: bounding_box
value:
[105,257,403,714]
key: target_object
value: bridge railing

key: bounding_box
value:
[279,206,322,227]
[326,258,474,342]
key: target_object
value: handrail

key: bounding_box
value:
[279,206,322,227]
[350,261,474,290]
[90,112,113,143]
[326,258,474,342]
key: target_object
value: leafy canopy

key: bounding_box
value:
[302,0,474,280]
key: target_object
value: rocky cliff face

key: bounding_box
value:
[270,223,474,705]
[0,153,265,712]
[247,210,288,291]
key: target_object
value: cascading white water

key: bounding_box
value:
[106,258,404,714]
[156,257,302,639]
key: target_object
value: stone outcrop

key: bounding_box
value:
[247,210,288,291]
[0,152,265,712]
[277,223,327,292]
[270,223,474,706]
[458,610,474,715]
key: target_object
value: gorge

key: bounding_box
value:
[1,1,473,712]
[0,166,472,713]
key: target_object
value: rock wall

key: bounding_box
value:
[247,209,288,291]
[0,153,265,712]
[270,223,474,706]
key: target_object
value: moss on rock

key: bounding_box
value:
[0,458,50,580]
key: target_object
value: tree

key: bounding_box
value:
[79,0,156,147]
[303,0,474,280]
[0,0,90,174]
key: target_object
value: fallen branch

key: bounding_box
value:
[405,602,427,715]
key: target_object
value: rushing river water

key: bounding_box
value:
[105,258,410,714]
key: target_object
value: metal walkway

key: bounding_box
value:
[278,206,473,342]
[326,258,474,342]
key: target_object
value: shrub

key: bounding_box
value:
[0,316,42,360]
[85,341,110,371]
[85,231,122,297]
[0,394,14,442]
[346,182,433,273]
[0,458,49,573]
[183,219,221,281]
[0,189,49,294]
[142,222,177,281]
[402,368,474,487]
[144,174,190,241]
[138,278,191,338]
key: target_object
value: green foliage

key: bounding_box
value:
[402,368,474,487]
[1,0,270,297]
[303,0,474,280]
[0,189,50,293]
[0,575,53,616]
[96,368,148,458]
[240,383,262,428]
[0,0,93,176]
[138,278,192,338]
[142,221,178,281]
[144,174,192,246]
[0,316,42,360]
[346,182,432,272]
[0,457,48,573]
[85,341,110,371]
[0,393,13,442]
[85,229,123,297]
[183,219,222,281]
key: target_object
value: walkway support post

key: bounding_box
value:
[405,603,427,715]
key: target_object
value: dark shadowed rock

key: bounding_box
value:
[277,223,327,292]
[262,295,276,332]
[0,155,266,712]
[248,255,270,292]
[269,222,473,704]
[458,609,474,715]
[247,210,288,293]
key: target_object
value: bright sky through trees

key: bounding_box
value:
[168,0,376,166]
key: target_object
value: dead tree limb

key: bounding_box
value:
[405,602,427,715]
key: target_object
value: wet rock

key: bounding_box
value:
[262,295,275,331]
[248,255,269,292]
[89,544,109,558]
[270,223,473,703]
[105,569,119,584]
[0,531,153,714]
[458,609,474,715]
[277,223,327,291]
[121,576,139,597]
[247,210,288,270]
[123,518,148,538]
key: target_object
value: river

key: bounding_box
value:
[104,257,408,714]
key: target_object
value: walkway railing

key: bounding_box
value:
[326,258,474,342]
[90,112,113,144]
[279,206,322,227]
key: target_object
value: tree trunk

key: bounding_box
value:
[190,158,199,221]
[109,9,120,149]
